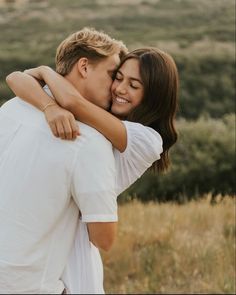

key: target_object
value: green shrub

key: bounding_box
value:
[176,54,235,119]
[0,0,235,119]
[121,114,236,202]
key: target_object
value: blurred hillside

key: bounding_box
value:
[0,0,235,118]
[0,0,235,200]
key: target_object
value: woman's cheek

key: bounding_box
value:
[134,90,144,107]
[111,80,118,92]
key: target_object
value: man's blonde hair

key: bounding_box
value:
[55,27,128,75]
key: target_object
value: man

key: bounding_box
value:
[0,27,128,294]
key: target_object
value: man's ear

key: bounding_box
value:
[76,57,89,78]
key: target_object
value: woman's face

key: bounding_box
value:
[111,58,144,118]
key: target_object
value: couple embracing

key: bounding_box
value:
[0,27,178,294]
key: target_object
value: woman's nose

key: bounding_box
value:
[116,82,127,95]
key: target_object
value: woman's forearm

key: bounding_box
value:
[6,71,55,111]
[40,67,127,152]
[6,71,79,140]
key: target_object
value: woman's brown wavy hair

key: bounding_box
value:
[120,48,179,173]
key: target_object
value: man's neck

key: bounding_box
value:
[64,73,87,99]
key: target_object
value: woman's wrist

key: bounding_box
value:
[36,66,82,115]
[39,65,53,79]
[41,101,57,112]
[65,94,83,115]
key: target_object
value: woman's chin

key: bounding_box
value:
[111,105,128,118]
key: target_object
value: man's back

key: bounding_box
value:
[0,98,116,293]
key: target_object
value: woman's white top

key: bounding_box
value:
[62,121,163,294]
[114,121,163,195]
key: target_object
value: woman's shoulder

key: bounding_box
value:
[114,121,163,195]
[122,120,163,149]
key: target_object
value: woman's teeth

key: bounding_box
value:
[115,97,129,104]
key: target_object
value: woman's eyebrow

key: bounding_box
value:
[117,70,124,76]
[118,70,143,84]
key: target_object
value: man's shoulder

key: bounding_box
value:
[77,122,108,140]
[1,97,18,109]
[73,123,115,172]
[1,97,39,114]
[0,97,52,136]
[74,122,113,152]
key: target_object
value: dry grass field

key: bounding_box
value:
[102,195,236,294]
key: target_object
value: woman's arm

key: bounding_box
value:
[6,67,127,152]
[6,72,79,140]
[6,71,53,111]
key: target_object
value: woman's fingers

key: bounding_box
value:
[57,116,78,141]
[63,118,74,140]
[44,105,78,141]
[56,121,66,140]
[49,122,59,138]
[24,68,41,80]
[69,116,80,140]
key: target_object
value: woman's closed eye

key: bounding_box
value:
[130,83,140,89]
[115,75,122,81]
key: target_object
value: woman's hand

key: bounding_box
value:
[43,103,80,140]
[24,65,53,79]
[25,66,74,109]
[24,67,43,80]
[23,66,48,87]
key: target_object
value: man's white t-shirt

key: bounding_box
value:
[62,119,163,295]
[0,98,117,294]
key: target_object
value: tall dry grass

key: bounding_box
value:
[102,195,236,294]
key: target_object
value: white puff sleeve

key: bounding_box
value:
[114,121,163,195]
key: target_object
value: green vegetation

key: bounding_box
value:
[121,114,235,202]
[0,0,235,200]
[0,0,235,119]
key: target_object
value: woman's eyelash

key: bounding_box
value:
[115,76,140,89]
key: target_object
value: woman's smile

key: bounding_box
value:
[112,95,130,104]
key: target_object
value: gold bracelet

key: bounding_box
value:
[42,102,56,112]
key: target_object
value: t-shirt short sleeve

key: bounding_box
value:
[114,121,163,195]
[71,131,117,223]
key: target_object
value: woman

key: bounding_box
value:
[6,47,179,293]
